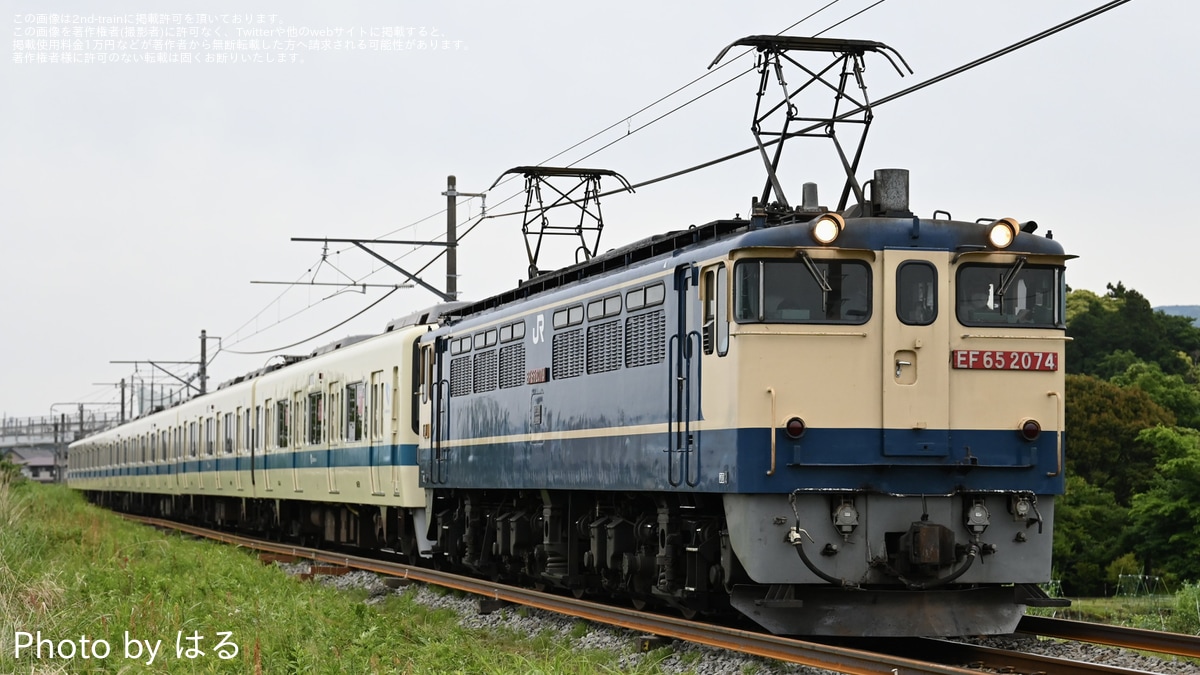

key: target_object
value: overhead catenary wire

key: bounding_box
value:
[187,0,1130,380]
[205,6,861,360]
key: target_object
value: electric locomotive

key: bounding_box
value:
[409,35,1070,637]
[415,166,1069,636]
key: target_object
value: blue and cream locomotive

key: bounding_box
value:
[415,166,1069,636]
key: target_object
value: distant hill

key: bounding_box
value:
[1157,305,1200,326]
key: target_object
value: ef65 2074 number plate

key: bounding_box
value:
[951,350,1058,371]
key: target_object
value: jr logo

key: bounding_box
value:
[532,314,545,344]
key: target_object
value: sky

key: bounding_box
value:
[2,0,1197,420]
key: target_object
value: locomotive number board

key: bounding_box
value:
[951,350,1059,371]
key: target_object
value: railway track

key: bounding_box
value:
[121,513,1200,675]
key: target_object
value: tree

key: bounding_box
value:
[1053,474,1130,596]
[1065,374,1175,504]
[1128,427,1200,581]
[1111,361,1200,429]
[1066,283,1200,378]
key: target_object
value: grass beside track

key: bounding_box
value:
[0,481,680,674]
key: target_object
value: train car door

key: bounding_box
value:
[880,250,950,457]
[387,365,400,495]
[668,264,702,487]
[234,409,245,491]
[324,384,338,494]
[262,401,275,493]
[291,392,303,493]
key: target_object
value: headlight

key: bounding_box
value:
[810,213,845,245]
[987,218,1019,249]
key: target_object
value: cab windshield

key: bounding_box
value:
[734,258,871,324]
[956,263,1064,328]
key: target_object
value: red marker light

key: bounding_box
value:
[1019,419,1041,442]
[785,417,806,439]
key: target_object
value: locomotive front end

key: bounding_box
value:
[718,176,1070,636]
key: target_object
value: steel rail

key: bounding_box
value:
[122,514,983,675]
[1019,614,1200,660]
[886,637,1180,675]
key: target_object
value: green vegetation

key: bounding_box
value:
[0,482,683,674]
[1055,282,1200,608]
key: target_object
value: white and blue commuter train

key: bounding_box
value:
[69,35,1071,637]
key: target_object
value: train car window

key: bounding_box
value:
[293,394,305,446]
[717,265,730,355]
[500,324,512,342]
[897,262,937,326]
[329,385,341,443]
[450,336,471,355]
[346,382,365,441]
[474,350,498,391]
[587,295,622,321]
[420,344,433,403]
[956,263,1064,328]
[703,269,717,354]
[410,341,421,435]
[552,329,585,379]
[308,392,324,445]
[189,422,198,458]
[276,401,289,449]
[645,283,665,307]
[554,305,585,329]
[206,418,215,456]
[511,321,525,341]
[625,309,667,368]
[626,287,646,311]
[473,329,497,349]
[734,259,871,324]
[499,343,526,388]
[371,371,384,440]
[224,412,234,454]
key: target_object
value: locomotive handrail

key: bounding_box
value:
[766,388,777,477]
[736,330,868,337]
[959,333,1073,340]
[1046,391,1063,478]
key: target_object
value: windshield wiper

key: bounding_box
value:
[797,251,832,293]
[996,256,1027,300]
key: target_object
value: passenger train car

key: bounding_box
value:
[69,35,1071,638]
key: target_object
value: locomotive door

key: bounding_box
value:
[667,264,702,487]
[427,337,451,485]
[880,250,950,457]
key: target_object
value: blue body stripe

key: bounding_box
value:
[73,443,418,480]
[421,427,1065,495]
